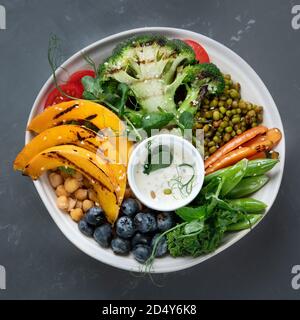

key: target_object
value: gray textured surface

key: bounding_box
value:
[0,0,299,299]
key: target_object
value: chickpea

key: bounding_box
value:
[74,188,88,201]
[56,196,69,211]
[49,172,63,188]
[64,177,81,194]
[82,199,94,212]
[68,198,77,212]
[70,208,84,222]
[55,185,69,197]
[72,171,83,181]
[75,200,83,209]
[88,189,98,202]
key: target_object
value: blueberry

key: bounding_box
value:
[132,244,151,264]
[116,216,135,238]
[85,206,106,226]
[134,212,157,233]
[157,211,175,232]
[121,198,140,217]
[131,232,151,248]
[78,219,94,237]
[93,223,112,248]
[151,234,168,257]
[111,237,131,255]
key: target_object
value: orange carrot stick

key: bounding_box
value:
[242,128,282,149]
[248,151,267,160]
[204,125,268,169]
[205,147,258,175]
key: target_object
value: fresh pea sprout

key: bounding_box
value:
[168,163,195,199]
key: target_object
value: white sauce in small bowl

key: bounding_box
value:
[127,134,205,211]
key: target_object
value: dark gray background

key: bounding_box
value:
[0,0,299,300]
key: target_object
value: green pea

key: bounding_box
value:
[203,124,210,133]
[218,101,225,108]
[232,100,238,108]
[219,106,227,114]
[223,133,231,142]
[236,108,241,114]
[220,121,228,128]
[252,122,258,128]
[205,111,213,118]
[233,83,241,91]
[213,136,221,144]
[226,98,233,106]
[208,140,215,147]
[238,100,246,109]
[232,116,241,124]
[236,129,242,135]
[210,99,218,107]
[213,111,220,120]
[225,126,233,133]
[230,89,239,98]
[231,109,237,115]
[226,110,232,117]
[163,188,172,195]
[247,110,256,117]
[231,131,236,137]
[209,146,217,154]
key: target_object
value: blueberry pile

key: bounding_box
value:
[78,198,176,264]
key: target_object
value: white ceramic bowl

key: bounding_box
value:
[26,27,285,273]
[127,134,205,211]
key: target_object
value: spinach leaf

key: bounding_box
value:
[142,112,174,133]
[82,76,103,100]
[143,144,173,175]
[178,111,194,129]
[176,206,206,222]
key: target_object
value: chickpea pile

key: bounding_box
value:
[48,170,98,222]
[194,74,264,157]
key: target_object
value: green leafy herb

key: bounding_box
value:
[178,111,194,130]
[143,143,173,175]
[58,166,75,175]
[176,206,206,222]
[81,51,97,73]
[183,220,204,236]
[168,163,195,198]
[142,111,174,133]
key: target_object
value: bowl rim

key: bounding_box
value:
[25,27,285,273]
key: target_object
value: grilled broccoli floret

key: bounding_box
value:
[177,63,225,115]
[99,35,196,113]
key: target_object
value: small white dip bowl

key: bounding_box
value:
[127,134,205,211]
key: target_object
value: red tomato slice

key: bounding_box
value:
[44,82,83,109]
[184,39,210,63]
[68,70,96,84]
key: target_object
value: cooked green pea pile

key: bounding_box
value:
[194,74,264,157]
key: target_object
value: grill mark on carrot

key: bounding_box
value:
[53,104,78,120]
